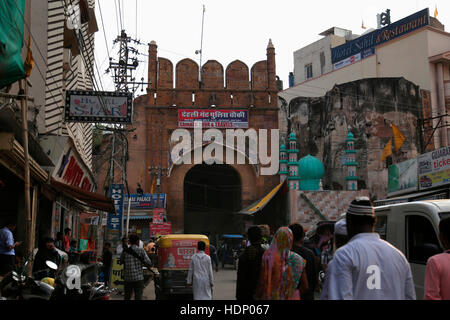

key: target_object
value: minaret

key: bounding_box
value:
[266,39,276,91]
[278,144,288,182]
[345,132,359,191]
[287,132,300,190]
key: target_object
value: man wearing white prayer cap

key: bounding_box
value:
[320,217,349,300]
[327,198,416,300]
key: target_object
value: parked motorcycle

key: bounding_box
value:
[49,258,111,300]
[0,256,54,300]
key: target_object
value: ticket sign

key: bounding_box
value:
[418,146,450,190]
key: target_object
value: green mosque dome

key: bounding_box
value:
[280,144,287,151]
[298,155,325,191]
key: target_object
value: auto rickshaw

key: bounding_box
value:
[218,234,244,270]
[154,234,209,299]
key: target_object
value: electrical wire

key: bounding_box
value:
[97,0,111,60]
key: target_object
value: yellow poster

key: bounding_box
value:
[110,258,124,291]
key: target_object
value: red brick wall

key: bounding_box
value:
[97,41,280,233]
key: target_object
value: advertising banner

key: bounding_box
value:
[149,222,172,238]
[110,258,124,290]
[178,109,249,128]
[65,90,133,123]
[124,194,166,210]
[158,239,209,269]
[331,8,429,64]
[107,184,124,243]
[418,146,450,190]
[388,159,418,196]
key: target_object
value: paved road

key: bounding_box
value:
[111,266,238,300]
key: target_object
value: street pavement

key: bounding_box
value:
[110,265,238,300]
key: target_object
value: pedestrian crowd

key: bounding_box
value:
[1,196,449,300]
[233,197,450,300]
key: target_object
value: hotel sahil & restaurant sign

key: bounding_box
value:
[332,8,430,68]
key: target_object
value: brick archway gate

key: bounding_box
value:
[183,164,242,236]
[167,162,258,235]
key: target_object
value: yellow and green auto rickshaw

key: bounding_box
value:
[154,234,209,299]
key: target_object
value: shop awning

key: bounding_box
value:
[0,132,49,183]
[238,180,287,215]
[50,178,115,213]
[125,215,152,220]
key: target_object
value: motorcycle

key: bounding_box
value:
[0,256,54,300]
[49,259,111,300]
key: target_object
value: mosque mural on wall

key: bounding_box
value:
[279,131,369,231]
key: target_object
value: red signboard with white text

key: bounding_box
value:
[178,109,248,128]
[149,222,171,237]
[54,143,94,192]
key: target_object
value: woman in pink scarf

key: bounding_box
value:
[256,227,307,300]
[424,217,450,300]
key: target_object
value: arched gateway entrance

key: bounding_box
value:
[184,164,243,237]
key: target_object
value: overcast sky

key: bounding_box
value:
[94,0,450,95]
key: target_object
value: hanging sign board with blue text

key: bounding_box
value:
[107,184,124,243]
[331,8,429,65]
[65,90,133,123]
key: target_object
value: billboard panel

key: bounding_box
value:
[388,158,418,196]
[65,90,133,123]
[418,146,450,190]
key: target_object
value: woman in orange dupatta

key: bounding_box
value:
[256,227,307,300]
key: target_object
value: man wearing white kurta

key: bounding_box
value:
[187,241,214,300]
[328,198,416,300]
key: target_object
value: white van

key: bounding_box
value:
[374,200,450,299]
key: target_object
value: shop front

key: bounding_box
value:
[375,146,450,206]
[40,135,114,256]
[123,194,167,243]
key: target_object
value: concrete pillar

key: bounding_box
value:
[436,63,448,147]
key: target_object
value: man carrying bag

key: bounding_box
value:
[120,235,154,300]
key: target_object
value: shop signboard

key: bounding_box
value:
[65,90,133,123]
[331,8,429,64]
[54,144,95,192]
[149,222,172,238]
[418,146,450,190]
[388,158,418,196]
[107,184,124,244]
[178,109,249,128]
[110,258,124,290]
[124,193,166,210]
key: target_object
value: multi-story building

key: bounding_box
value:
[281,8,450,150]
[0,0,112,256]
